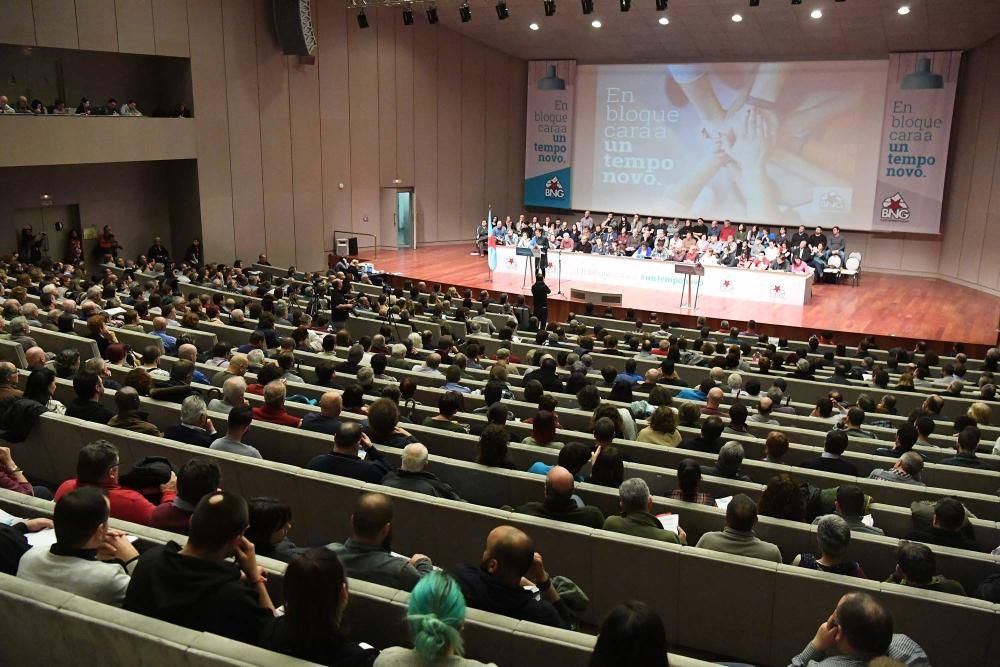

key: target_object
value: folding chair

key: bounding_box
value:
[822,254,842,284]
[840,252,862,287]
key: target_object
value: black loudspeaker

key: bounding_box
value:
[271,0,317,56]
[348,237,359,256]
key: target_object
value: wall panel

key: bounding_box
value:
[435,31,462,243]
[32,0,79,49]
[316,1,352,251]
[459,40,487,238]
[411,22,438,245]
[346,6,381,241]
[75,0,119,51]
[151,0,189,57]
[485,53,511,222]
[394,19,414,188]
[187,0,235,261]
[507,60,528,216]
[288,57,325,268]
[222,0,265,264]
[115,0,156,54]
[0,0,37,46]
[253,0,295,266]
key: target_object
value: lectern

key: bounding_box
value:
[676,263,704,310]
[517,246,540,287]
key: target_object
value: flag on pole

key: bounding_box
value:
[487,205,497,271]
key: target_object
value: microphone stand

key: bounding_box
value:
[556,248,564,296]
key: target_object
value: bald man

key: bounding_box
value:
[212,353,248,388]
[25,347,47,371]
[176,343,209,384]
[0,361,23,400]
[300,391,343,436]
[326,492,433,592]
[512,466,604,529]
[701,386,725,416]
[868,451,925,486]
[380,442,462,500]
[208,376,247,415]
[450,525,573,629]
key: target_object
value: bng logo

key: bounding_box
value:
[544,176,565,199]
[880,192,910,222]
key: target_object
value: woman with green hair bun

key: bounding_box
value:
[374,572,496,666]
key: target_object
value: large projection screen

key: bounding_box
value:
[570,60,889,231]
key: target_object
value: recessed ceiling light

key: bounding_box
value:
[731,13,743,22]
[810,9,822,19]
[529,21,539,30]
[591,18,602,27]
[897,5,910,15]
[658,16,669,25]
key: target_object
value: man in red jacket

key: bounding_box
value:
[250,380,302,428]
[55,440,177,526]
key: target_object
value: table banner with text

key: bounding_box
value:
[871,51,961,234]
[524,60,576,209]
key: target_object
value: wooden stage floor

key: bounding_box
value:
[368,244,1000,347]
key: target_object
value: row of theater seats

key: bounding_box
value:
[10,317,1000,529]
[10,382,1000,665]
[0,490,686,667]
[8,270,1000,664]
[9,312,1000,522]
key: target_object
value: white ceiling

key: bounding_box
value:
[414,0,1000,64]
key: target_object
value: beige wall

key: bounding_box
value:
[855,34,1000,296]
[0,0,190,57]
[0,161,193,258]
[185,0,527,269]
[0,117,195,167]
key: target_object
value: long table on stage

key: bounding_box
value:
[493,246,814,306]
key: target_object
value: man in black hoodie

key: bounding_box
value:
[450,525,574,630]
[124,491,275,644]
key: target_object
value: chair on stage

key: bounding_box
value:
[822,254,843,284]
[840,252,862,287]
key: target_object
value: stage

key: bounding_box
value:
[368,243,1000,348]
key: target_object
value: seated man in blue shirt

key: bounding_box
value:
[306,422,390,483]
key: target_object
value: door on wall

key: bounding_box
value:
[396,190,414,248]
[379,188,416,249]
[13,205,80,263]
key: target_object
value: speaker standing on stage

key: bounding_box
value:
[532,272,551,328]
[531,228,549,277]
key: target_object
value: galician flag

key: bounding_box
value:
[487,205,497,271]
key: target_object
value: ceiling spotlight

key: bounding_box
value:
[731,13,743,22]
[655,0,667,10]
[658,16,669,25]
[897,5,910,15]
[495,1,509,20]
[749,0,760,6]
[402,7,414,25]
[459,3,472,21]
[581,0,594,14]
[544,0,556,16]
[591,18,602,27]
[620,0,630,12]
[529,21,540,29]
[791,0,801,5]
[357,9,369,28]
[426,5,439,23]
[810,8,822,18]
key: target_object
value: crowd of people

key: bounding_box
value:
[0,241,995,665]
[477,211,848,279]
[0,94,192,117]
